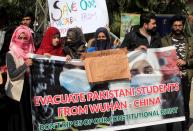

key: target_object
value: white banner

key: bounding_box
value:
[48,0,109,37]
[31,46,185,131]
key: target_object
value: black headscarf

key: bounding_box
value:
[63,27,86,58]
[93,27,112,51]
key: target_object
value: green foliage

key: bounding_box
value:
[106,0,189,38]
[0,0,35,27]
[109,12,121,37]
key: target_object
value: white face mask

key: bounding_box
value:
[109,73,163,124]
[59,69,91,93]
[130,74,162,88]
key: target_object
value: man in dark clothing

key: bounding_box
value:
[0,5,15,131]
[21,11,35,29]
[121,12,162,131]
[121,12,162,51]
[161,14,193,131]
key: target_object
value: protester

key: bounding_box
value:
[21,10,44,50]
[5,25,35,131]
[20,11,35,38]
[187,13,193,34]
[0,5,8,86]
[0,6,17,130]
[21,11,35,29]
[0,10,35,77]
[59,27,124,130]
[121,12,162,51]
[161,14,193,131]
[0,10,34,67]
[0,5,16,77]
[36,27,66,56]
[63,27,86,59]
[87,27,113,52]
[0,6,8,53]
[120,12,163,131]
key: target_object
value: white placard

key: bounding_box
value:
[48,0,109,37]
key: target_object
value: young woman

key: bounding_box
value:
[63,27,86,59]
[5,25,35,131]
[87,27,113,52]
[36,27,65,57]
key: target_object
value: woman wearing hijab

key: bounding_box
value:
[63,27,86,59]
[5,25,35,131]
[36,27,65,56]
[87,27,113,52]
[82,27,124,129]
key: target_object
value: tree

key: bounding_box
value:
[106,0,189,37]
[0,0,36,26]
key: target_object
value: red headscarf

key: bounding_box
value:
[9,25,35,60]
[36,27,64,56]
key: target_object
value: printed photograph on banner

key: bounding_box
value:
[48,0,109,37]
[109,46,184,126]
[30,46,184,131]
[155,47,183,118]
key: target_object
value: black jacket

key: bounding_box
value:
[121,27,162,51]
[0,26,16,66]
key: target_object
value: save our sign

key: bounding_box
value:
[48,0,109,37]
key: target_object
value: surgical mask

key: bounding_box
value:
[130,74,162,88]
[59,69,91,93]
[109,73,163,124]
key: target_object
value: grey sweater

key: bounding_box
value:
[6,53,27,80]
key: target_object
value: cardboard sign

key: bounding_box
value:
[81,48,128,59]
[84,49,130,83]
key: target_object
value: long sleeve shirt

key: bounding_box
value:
[6,53,27,81]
